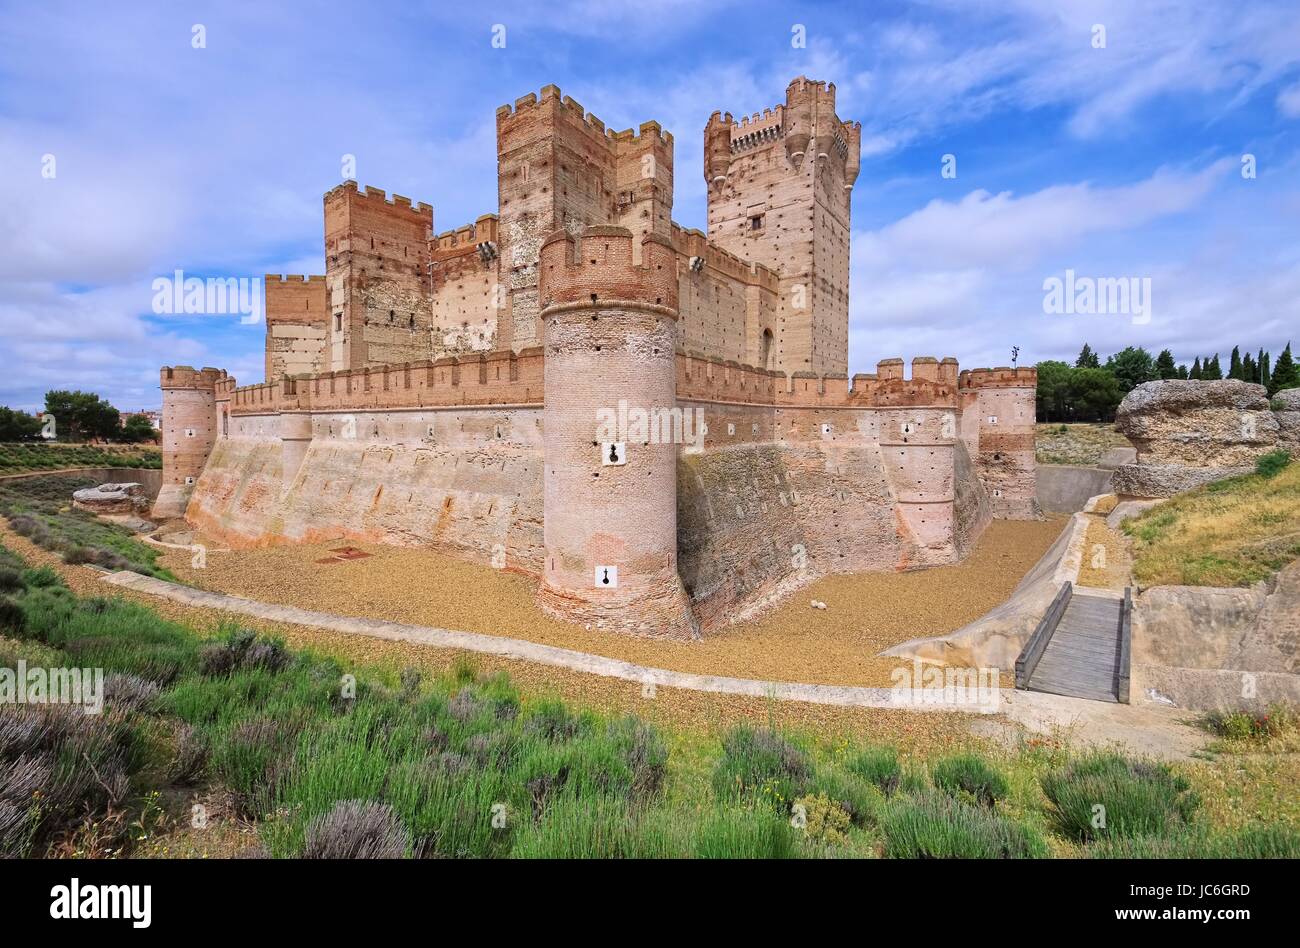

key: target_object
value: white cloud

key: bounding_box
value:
[1279,82,1300,118]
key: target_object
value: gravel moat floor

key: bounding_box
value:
[159,516,1068,689]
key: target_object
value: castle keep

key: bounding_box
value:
[157,76,1038,638]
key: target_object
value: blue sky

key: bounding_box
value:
[1,0,1297,411]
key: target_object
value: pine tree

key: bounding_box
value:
[1075,344,1100,369]
[1229,346,1242,380]
[1155,349,1177,379]
[1205,354,1223,380]
[1176,364,1189,380]
[1190,357,1203,380]
[1272,343,1299,394]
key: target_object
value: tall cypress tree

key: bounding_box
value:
[1190,356,1203,380]
[1272,343,1299,394]
[1260,350,1271,391]
[1176,364,1189,380]
[1228,346,1242,380]
[1243,351,1257,385]
[1205,354,1223,380]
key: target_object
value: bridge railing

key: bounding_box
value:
[1015,581,1072,690]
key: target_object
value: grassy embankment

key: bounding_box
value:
[1124,451,1299,588]
[1,538,1295,859]
[0,473,173,579]
[1035,423,1132,466]
[0,442,161,474]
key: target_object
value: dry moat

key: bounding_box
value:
[160,516,1067,688]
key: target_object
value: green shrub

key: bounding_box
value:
[931,753,1008,806]
[882,790,1048,858]
[0,597,24,635]
[1255,450,1291,479]
[793,793,852,846]
[0,566,22,593]
[691,807,798,859]
[20,566,62,589]
[712,725,811,811]
[1088,825,1300,859]
[845,745,901,795]
[809,766,881,827]
[1040,752,1199,842]
[1204,704,1296,742]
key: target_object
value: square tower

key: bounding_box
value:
[704,77,860,376]
[322,181,434,371]
[495,86,673,352]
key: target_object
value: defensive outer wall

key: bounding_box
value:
[158,228,1036,638]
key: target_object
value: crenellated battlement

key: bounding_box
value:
[669,224,780,291]
[160,366,228,390]
[538,227,678,312]
[265,274,326,283]
[433,215,498,252]
[959,366,1038,389]
[323,179,433,219]
[497,85,672,150]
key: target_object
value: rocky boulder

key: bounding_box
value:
[1273,387,1300,455]
[72,482,151,516]
[1116,379,1279,467]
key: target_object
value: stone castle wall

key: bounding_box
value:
[166,232,1032,633]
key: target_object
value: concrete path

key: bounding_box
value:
[101,570,1210,756]
[977,689,1205,759]
[101,571,993,712]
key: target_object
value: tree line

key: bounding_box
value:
[1037,341,1298,423]
[0,391,159,443]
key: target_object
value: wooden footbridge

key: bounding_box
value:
[1015,583,1132,703]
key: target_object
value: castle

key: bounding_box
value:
[154,77,1038,638]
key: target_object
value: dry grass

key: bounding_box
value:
[1075,516,1130,590]
[1125,460,1300,588]
[1036,423,1131,466]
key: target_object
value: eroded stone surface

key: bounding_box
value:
[1116,379,1278,467]
[72,482,150,516]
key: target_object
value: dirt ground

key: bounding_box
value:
[159,517,1068,689]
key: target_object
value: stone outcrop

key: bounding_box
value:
[1133,561,1300,711]
[1273,387,1300,455]
[73,482,151,516]
[1112,379,1283,497]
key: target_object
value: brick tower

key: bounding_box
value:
[959,368,1040,519]
[535,226,696,638]
[704,77,860,376]
[495,86,674,355]
[153,366,226,519]
[322,181,434,371]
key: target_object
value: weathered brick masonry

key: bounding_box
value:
[159,74,1039,636]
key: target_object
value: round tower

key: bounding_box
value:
[153,366,225,519]
[535,226,696,638]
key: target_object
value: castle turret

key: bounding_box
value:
[959,367,1041,519]
[153,366,227,519]
[705,76,858,377]
[535,226,696,638]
